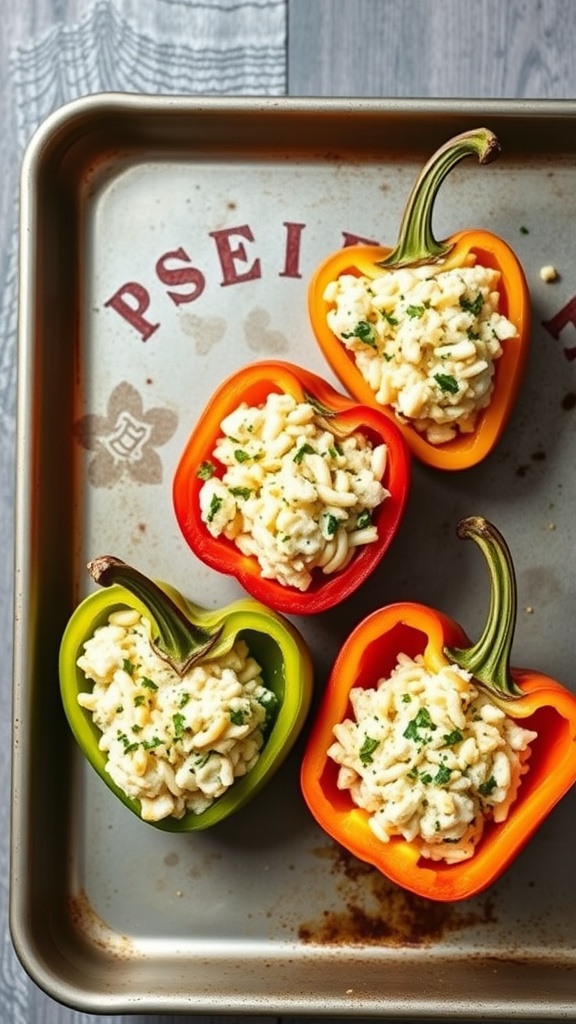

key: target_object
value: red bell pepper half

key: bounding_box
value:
[173,360,410,615]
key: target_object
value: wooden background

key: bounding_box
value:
[2,1,576,1022]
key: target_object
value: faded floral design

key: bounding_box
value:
[73,381,178,487]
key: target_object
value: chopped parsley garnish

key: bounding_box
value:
[142,736,162,750]
[460,292,484,316]
[433,764,452,786]
[207,493,223,522]
[133,694,146,707]
[479,775,498,797]
[442,728,463,747]
[194,751,213,769]
[382,311,399,326]
[197,460,216,480]
[122,659,135,675]
[359,735,379,765]
[230,708,246,726]
[356,509,372,529]
[293,442,316,464]
[229,486,252,500]
[233,449,251,463]
[406,304,425,319]
[403,707,437,741]
[324,513,339,537]
[343,320,377,347]
[434,373,459,395]
[172,713,186,739]
[141,676,158,691]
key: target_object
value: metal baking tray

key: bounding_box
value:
[11,94,576,1017]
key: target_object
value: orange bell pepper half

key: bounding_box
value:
[173,360,410,615]
[301,517,576,901]
[308,128,531,471]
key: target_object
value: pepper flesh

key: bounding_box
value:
[60,557,313,831]
[172,359,410,615]
[300,517,576,901]
[308,129,531,471]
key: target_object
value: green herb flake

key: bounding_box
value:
[406,304,425,319]
[343,320,377,347]
[359,735,379,765]
[197,460,216,480]
[460,292,484,316]
[383,311,399,326]
[230,708,246,726]
[234,448,252,464]
[207,493,223,523]
[172,713,186,739]
[433,764,452,786]
[442,728,463,747]
[434,373,459,395]
[325,513,339,537]
[293,442,316,464]
[229,486,252,500]
[122,659,135,675]
[356,509,372,529]
[141,676,158,691]
[403,706,437,741]
[479,775,498,797]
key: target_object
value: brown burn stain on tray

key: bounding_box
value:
[68,889,136,959]
[299,844,496,946]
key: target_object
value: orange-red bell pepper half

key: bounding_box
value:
[172,360,410,615]
[301,517,576,901]
[308,129,531,471]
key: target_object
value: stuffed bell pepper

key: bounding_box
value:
[60,556,313,831]
[173,360,410,615]
[308,129,530,470]
[301,517,576,901]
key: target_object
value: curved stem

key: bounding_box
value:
[378,128,501,270]
[443,517,523,699]
[88,555,222,676]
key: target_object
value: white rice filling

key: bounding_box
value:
[324,262,518,444]
[328,652,537,863]
[77,608,277,821]
[198,391,390,592]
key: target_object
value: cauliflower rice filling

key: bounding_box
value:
[77,608,278,822]
[197,391,390,592]
[324,261,518,445]
[328,653,537,863]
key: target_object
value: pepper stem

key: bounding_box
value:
[377,128,501,270]
[444,517,524,699]
[87,555,222,676]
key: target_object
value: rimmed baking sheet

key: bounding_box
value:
[11,94,576,1016]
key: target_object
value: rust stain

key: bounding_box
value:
[298,844,496,946]
[68,888,135,958]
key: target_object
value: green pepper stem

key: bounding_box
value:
[444,517,523,699]
[87,555,222,676]
[378,128,501,270]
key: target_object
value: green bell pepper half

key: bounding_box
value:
[59,557,314,831]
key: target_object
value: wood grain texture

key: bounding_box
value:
[288,0,576,98]
[1,1,574,1023]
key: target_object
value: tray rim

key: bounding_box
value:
[11,92,576,1016]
